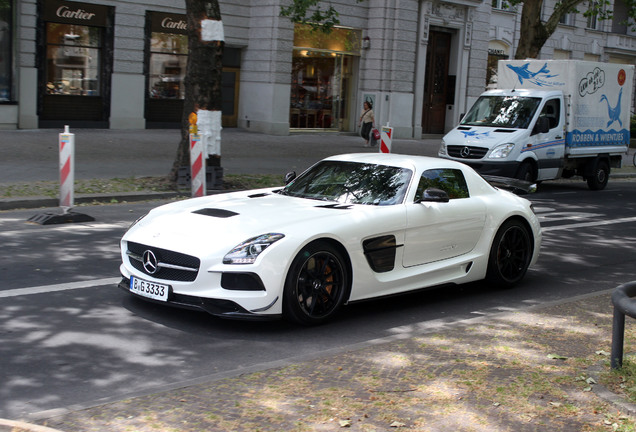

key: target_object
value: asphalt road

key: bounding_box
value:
[1,179,636,420]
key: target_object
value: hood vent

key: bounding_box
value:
[315,203,353,210]
[457,126,471,131]
[248,193,270,198]
[493,129,516,133]
[193,208,239,218]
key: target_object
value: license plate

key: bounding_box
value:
[130,276,169,302]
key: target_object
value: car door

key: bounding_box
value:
[402,168,487,268]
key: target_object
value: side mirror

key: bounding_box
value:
[532,116,550,135]
[285,171,297,184]
[419,188,450,203]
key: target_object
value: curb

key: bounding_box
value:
[0,418,65,432]
[0,191,182,211]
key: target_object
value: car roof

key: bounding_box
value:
[324,153,468,172]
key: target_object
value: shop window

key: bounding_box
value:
[290,24,361,130]
[0,0,12,101]
[148,24,188,100]
[487,48,508,87]
[45,23,102,96]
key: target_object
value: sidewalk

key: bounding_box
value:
[22,291,636,432]
[1,127,634,210]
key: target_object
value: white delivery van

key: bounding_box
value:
[439,60,634,190]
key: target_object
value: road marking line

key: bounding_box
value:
[542,216,636,232]
[0,277,120,298]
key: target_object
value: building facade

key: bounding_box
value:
[1,0,635,137]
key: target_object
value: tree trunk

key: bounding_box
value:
[515,0,588,59]
[171,0,224,182]
[515,0,549,59]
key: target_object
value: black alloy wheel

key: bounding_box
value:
[486,219,532,288]
[283,241,349,325]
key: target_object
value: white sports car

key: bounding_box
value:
[119,153,541,325]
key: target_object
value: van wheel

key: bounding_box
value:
[516,162,535,182]
[587,159,609,191]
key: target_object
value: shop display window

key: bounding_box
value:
[290,24,360,130]
[148,32,188,99]
[0,0,12,101]
[45,23,101,96]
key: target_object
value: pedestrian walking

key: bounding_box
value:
[358,101,375,147]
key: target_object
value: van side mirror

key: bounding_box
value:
[532,117,550,135]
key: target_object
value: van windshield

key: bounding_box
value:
[460,95,541,129]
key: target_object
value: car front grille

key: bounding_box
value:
[447,145,488,159]
[126,241,200,282]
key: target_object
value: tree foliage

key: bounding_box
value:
[280,0,636,59]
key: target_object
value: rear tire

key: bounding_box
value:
[486,219,532,288]
[587,159,609,191]
[283,241,350,325]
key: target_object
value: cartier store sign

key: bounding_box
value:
[43,0,110,27]
[150,12,187,35]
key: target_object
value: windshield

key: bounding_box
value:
[460,95,541,129]
[281,161,412,206]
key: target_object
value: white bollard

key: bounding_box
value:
[59,125,75,213]
[380,125,393,153]
[189,133,205,197]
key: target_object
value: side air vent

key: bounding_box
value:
[363,235,398,273]
[193,208,239,218]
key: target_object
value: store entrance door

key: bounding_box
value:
[422,30,452,134]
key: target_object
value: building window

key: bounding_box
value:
[491,0,510,10]
[0,0,12,101]
[40,0,113,127]
[290,24,361,130]
[487,46,509,87]
[45,23,102,96]
[586,3,604,30]
[148,13,188,100]
[559,13,576,26]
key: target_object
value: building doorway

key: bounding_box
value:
[422,30,452,134]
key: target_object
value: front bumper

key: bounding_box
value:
[118,277,281,321]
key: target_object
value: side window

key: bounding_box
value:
[539,99,560,130]
[414,169,470,201]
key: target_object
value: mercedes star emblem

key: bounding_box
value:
[142,250,159,274]
[460,147,471,158]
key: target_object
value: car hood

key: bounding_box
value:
[124,188,363,256]
[444,126,527,149]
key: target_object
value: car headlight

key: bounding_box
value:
[488,143,515,159]
[223,233,285,264]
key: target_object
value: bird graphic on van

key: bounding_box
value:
[461,130,491,139]
[600,87,623,128]
[506,62,560,87]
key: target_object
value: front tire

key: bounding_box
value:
[283,241,350,325]
[516,161,536,182]
[486,219,532,288]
